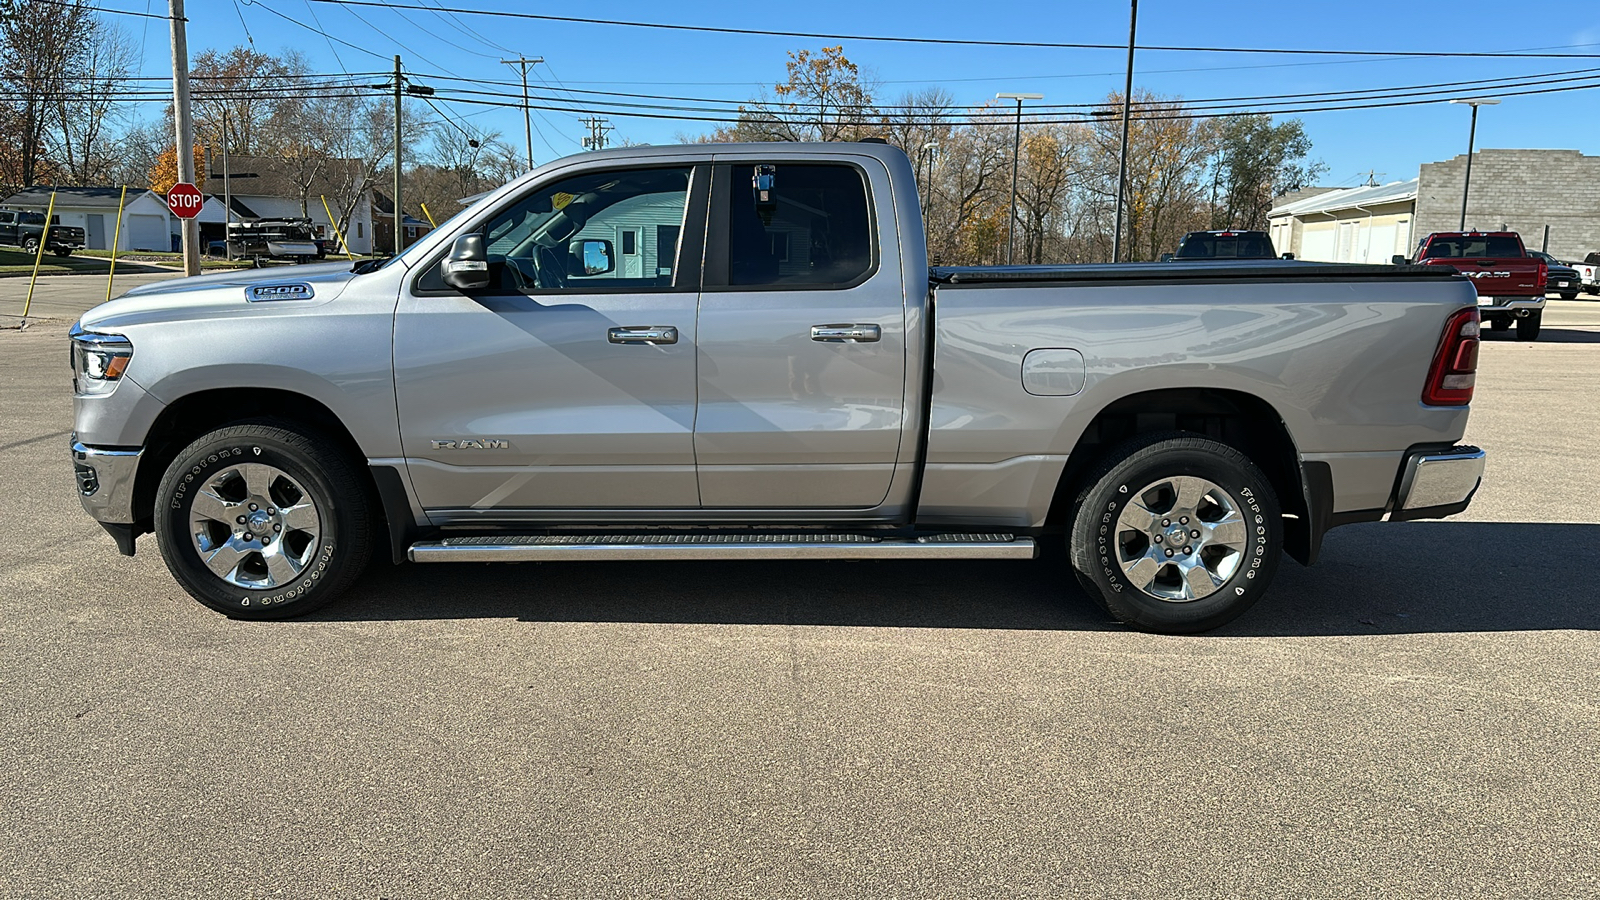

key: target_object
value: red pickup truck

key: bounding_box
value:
[1410,231,1546,340]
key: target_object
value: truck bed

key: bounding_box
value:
[931,261,1462,285]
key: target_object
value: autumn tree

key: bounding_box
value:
[1208,114,1324,230]
[190,46,312,156]
[148,143,206,194]
[0,0,92,189]
[716,46,877,142]
[1083,90,1214,261]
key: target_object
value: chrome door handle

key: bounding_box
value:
[608,326,678,344]
[811,323,881,343]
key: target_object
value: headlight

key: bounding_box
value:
[69,323,133,396]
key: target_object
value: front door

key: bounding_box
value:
[693,160,907,509]
[394,164,708,519]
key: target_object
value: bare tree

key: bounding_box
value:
[0,0,91,189]
[715,46,878,142]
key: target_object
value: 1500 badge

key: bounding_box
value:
[431,439,510,450]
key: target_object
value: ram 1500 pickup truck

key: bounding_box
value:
[1411,230,1546,340]
[0,209,86,257]
[68,142,1487,633]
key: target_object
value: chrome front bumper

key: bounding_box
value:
[1390,445,1485,521]
[71,437,142,524]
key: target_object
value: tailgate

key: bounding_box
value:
[1451,258,1542,296]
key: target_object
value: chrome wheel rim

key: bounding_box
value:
[187,463,321,590]
[1114,475,1248,603]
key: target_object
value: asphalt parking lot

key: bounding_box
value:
[3,275,1597,897]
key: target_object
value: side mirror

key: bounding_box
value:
[443,234,490,290]
[1391,254,1409,266]
[569,238,614,276]
[1158,252,1174,263]
[1280,252,1295,260]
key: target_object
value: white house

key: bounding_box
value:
[0,186,176,251]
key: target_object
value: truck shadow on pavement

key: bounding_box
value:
[1484,328,1600,344]
[318,521,1599,637]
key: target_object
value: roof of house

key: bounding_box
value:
[0,186,149,209]
[1269,178,1419,218]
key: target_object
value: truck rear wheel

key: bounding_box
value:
[22,237,38,255]
[153,421,373,619]
[1516,310,1542,341]
[1069,434,1282,634]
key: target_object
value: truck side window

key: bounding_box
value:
[478,166,691,293]
[726,164,873,287]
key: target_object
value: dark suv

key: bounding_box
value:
[1164,230,1285,261]
[1528,251,1580,301]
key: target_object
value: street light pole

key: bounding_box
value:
[1112,0,1138,263]
[1450,98,1499,230]
[918,141,938,243]
[996,92,1043,265]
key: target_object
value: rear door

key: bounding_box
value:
[693,157,907,509]
[393,163,710,518]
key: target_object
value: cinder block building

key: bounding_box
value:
[1415,149,1600,260]
[1271,148,1600,263]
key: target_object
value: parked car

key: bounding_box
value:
[1162,230,1289,261]
[68,142,1487,634]
[1528,251,1580,301]
[1571,251,1600,296]
[1405,230,1546,340]
[0,209,86,257]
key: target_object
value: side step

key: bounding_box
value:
[408,532,1036,563]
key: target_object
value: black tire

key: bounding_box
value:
[1516,310,1542,341]
[1069,433,1283,634]
[154,421,373,619]
[53,247,71,258]
[1488,317,1511,331]
[22,237,38,255]
[1560,292,1577,301]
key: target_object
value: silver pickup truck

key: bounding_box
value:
[68,142,1486,633]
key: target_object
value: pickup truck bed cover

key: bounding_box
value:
[932,261,1461,285]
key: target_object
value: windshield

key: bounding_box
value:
[371,199,485,271]
[1175,232,1275,259]
[1422,235,1523,258]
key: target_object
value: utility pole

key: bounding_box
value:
[221,109,231,259]
[1112,0,1138,263]
[996,93,1042,266]
[393,55,403,255]
[169,0,200,276]
[580,117,613,151]
[500,56,543,173]
[370,59,433,255]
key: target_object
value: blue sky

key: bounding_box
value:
[128,0,1600,188]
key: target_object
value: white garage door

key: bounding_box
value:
[1363,223,1398,265]
[126,214,167,251]
[1300,227,1336,262]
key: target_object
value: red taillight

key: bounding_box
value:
[1423,307,1480,406]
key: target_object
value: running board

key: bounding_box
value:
[408,532,1037,563]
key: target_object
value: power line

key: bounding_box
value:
[305,0,1600,59]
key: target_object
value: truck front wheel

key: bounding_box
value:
[153,421,374,619]
[53,247,71,257]
[1516,310,1542,341]
[1069,434,1283,634]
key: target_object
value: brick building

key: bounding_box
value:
[1415,149,1600,260]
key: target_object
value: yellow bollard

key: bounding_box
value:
[19,189,57,329]
[104,185,128,305]
[320,195,356,261]
[419,202,438,229]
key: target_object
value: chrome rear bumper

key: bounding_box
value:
[1390,445,1485,521]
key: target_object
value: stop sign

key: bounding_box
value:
[167,182,204,219]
